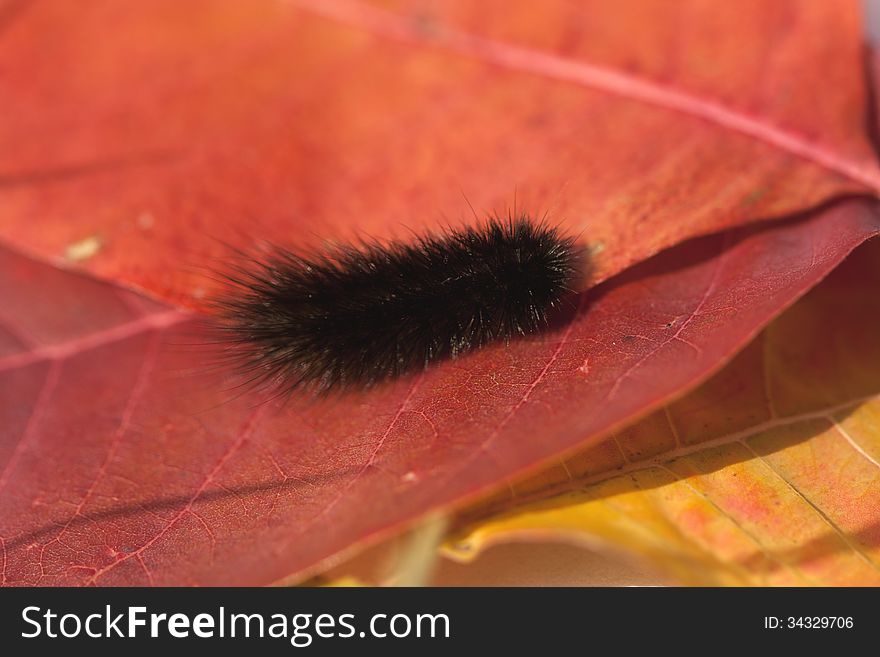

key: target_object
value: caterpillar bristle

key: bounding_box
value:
[209,213,583,395]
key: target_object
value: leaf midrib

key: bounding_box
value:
[295,0,880,195]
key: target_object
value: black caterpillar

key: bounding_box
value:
[211,214,582,394]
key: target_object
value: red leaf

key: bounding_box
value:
[0,0,877,306]
[1,201,877,585]
[2,0,880,587]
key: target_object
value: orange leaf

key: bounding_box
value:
[447,238,880,585]
[0,0,876,305]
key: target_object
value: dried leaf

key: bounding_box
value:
[448,238,880,585]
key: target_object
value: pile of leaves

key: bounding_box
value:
[1,0,878,586]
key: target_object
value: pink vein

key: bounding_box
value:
[604,235,728,402]
[84,404,266,586]
[38,331,163,565]
[465,295,586,467]
[0,310,189,373]
[427,303,583,495]
[0,314,39,350]
[0,360,62,494]
[305,376,423,527]
[494,302,582,439]
[292,0,880,194]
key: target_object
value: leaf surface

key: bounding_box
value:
[447,237,880,585]
[0,0,877,306]
[0,201,877,585]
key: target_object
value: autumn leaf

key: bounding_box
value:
[446,237,880,586]
[0,201,876,586]
[0,0,878,306]
[0,1,879,587]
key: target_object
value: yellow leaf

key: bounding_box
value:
[446,238,880,586]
